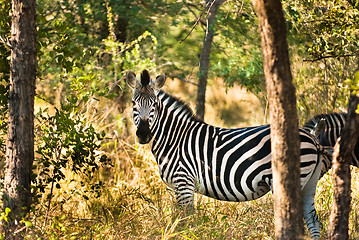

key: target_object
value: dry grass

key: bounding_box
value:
[25,142,359,239]
[19,80,359,239]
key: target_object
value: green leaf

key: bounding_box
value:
[4,208,11,216]
[24,220,33,228]
[354,70,359,86]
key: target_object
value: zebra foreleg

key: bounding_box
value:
[173,174,196,216]
[302,160,323,239]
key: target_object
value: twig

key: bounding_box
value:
[43,180,54,229]
[12,226,27,236]
[186,62,199,83]
[43,144,63,229]
[181,0,227,44]
[156,61,173,69]
[0,35,11,49]
[170,75,199,87]
[180,5,207,44]
[236,0,244,17]
[180,0,217,44]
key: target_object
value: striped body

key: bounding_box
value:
[127,70,325,239]
[304,112,359,175]
[152,91,321,203]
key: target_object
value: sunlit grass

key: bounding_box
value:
[26,137,359,239]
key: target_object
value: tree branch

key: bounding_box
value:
[304,53,359,62]
[168,75,199,87]
[180,0,227,44]
[180,4,207,44]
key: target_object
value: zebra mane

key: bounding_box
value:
[303,112,347,129]
[158,90,202,122]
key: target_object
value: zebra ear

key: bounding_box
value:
[125,71,138,89]
[152,74,166,90]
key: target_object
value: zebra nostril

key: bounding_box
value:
[136,129,141,138]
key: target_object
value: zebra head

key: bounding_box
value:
[126,69,166,144]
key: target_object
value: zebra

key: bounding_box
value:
[126,69,329,239]
[304,112,359,175]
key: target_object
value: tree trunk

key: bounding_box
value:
[328,90,359,240]
[3,0,36,238]
[251,0,304,239]
[196,0,225,121]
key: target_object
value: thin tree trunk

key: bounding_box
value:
[328,89,359,240]
[251,0,304,239]
[3,0,36,238]
[196,0,225,121]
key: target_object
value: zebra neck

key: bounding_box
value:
[150,91,200,165]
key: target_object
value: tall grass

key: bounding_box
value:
[19,78,359,239]
[25,141,359,239]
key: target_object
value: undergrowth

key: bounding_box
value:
[22,139,359,239]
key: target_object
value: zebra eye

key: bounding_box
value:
[131,100,136,106]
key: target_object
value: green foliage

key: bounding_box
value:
[103,30,158,75]
[212,0,264,97]
[33,78,110,204]
[295,0,359,60]
[36,0,102,101]
[212,45,264,95]
[351,70,359,94]
[344,70,359,113]
[36,0,161,106]
[344,70,359,93]
[34,108,104,193]
[0,207,11,225]
[283,0,359,119]
[0,208,34,239]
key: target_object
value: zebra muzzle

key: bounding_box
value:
[136,119,152,144]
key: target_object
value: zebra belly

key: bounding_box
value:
[195,173,271,202]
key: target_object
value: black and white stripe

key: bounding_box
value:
[304,112,359,174]
[127,70,327,239]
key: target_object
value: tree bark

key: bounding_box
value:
[196,0,225,121]
[328,90,359,240]
[251,0,304,239]
[3,0,36,238]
